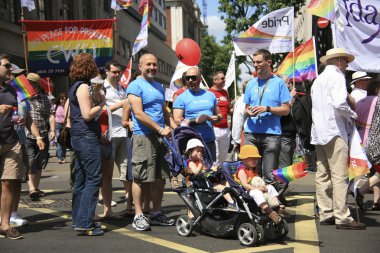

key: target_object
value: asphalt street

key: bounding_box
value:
[1,149,379,253]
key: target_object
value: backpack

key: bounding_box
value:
[291,93,315,150]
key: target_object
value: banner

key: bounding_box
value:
[233,7,294,56]
[277,37,318,82]
[333,0,380,72]
[224,51,235,91]
[24,19,114,77]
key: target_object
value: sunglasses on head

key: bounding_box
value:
[186,75,198,81]
[1,63,12,69]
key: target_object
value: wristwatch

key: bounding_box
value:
[266,106,271,112]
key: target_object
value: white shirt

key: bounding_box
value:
[350,87,367,103]
[104,79,127,138]
[311,65,357,145]
[231,95,246,145]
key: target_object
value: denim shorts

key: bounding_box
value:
[131,134,169,183]
[25,136,50,172]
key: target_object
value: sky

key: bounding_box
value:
[195,0,253,88]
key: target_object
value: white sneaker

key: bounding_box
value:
[10,213,29,227]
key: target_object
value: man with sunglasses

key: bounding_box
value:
[209,71,231,164]
[0,53,45,239]
[102,60,129,212]
[173,67,222,162]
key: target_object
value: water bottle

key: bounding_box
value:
[11,106,20,123]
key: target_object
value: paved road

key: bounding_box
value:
[1,153,379,253]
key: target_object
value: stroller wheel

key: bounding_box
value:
[255,224,265,244]
[176,215,193,237]
[263,219,289,241]
[237,223,258,246]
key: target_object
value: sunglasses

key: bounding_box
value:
[186,75,198,81]
[110,70,122,74]
[1,63,12,69]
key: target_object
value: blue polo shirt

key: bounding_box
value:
[173,89,217,142]
[126,77,165,135]
[244,75,291,135]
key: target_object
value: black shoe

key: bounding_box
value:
[320,217,335,225]
[370,203,380,211]
[355,189,365,211]
[336,221,366,230]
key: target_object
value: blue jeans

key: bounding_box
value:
[56,123,67,161]
[244,133,281,184]
[71,134,102,230]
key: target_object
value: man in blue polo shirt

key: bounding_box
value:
[244,49,291,185]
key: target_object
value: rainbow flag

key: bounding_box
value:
[307,0,335,21]
[132,3,149,56]
[348,126,371,181]
[139,0,153,27]
[111,0,132,10]
[24,19,114,77]
[277,37,317,82]
[273,161,308,183]
[9,75,37,101]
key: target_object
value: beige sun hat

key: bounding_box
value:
[26,73,41,83]
[350,71,372,85]
[320,48,355,65]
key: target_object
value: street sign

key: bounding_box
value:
[317,17,329,29]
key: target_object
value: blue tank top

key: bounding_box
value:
[68,81,101,139]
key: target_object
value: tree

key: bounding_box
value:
[218,0,305,75]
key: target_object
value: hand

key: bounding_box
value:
[250,106,267,117]
[17,117,26,126]
[260,186,267,192]
[122,120,129,128]
[160,126,172,138]
[208,115,219,122]
[100,135,110,145]
[49,131,55,142]
[196,114,209,124]
[37,139,45,150]
[0,104,12,114]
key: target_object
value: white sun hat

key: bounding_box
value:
[186,138,204,152]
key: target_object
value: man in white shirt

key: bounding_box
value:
[350,71,372,103]
[103,60,131,210]
[311,48,365,230]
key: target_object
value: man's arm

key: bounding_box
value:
[48,113,56,141]
[249,103,290,117]
[0,104,12,114]
[25,113,45,150]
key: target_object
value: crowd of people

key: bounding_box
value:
[1,46,379,239]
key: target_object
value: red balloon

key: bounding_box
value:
[175,38,201,66]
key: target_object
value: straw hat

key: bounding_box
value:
[238,145,261,159]
[350,71,372,85]
[320,48,355,65]
[186,138,204,152]
[27,73,41,83]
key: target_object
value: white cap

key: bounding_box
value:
[186,138,204,152]
[90,76,104,84]
[350,71,372,85]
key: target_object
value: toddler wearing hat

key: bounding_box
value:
[234,144,283,223]
[185,138,238,210]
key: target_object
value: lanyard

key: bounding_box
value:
[257,77,271,105]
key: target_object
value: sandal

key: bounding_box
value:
[29,190,40,201]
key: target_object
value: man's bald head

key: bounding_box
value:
[139,53,158,81]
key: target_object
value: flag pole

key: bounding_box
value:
[233,51,237,99]
[113,9,117,60]
[20,7,29,72]
[312,36,318,77]
[292,9,295,89]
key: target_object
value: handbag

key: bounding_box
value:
[57,105,72,149]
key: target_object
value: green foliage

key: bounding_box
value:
[218,0,305,72]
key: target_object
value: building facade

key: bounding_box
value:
[0,0,202,94]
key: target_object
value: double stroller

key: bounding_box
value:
[164,126,288,246]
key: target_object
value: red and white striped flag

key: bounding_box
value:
[120,58,132,89]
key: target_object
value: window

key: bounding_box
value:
[37,0,51,20]
[104,0,111,13]
[83,0,92,19]
[0,0,21,25]
[62,0,73,20]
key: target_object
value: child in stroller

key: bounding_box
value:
[184,138,238,210]
[233,145,284,224]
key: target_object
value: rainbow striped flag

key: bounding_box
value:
[307,0,335,21]
[273,161,308,183]
[9,75,37,101]
[111,0,132,10]
[24,19,114,77]
[139,0,153,27]
[277,37,317,82]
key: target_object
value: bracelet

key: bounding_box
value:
[159,127,164,134]
[36,136,43,140]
